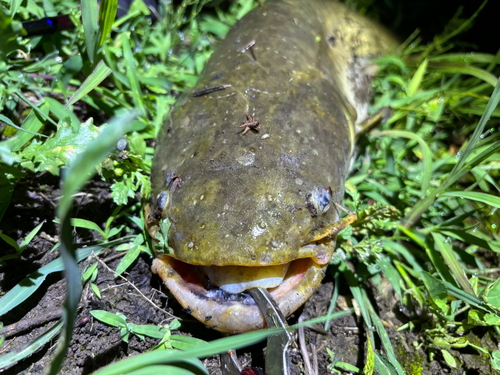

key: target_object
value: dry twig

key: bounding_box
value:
[92,252,179,320]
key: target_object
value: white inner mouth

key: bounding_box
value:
[200,263,291,294]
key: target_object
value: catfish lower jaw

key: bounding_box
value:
[152,255,326,334]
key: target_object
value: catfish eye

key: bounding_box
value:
[157,191,168,210]
[319,187,332,210]
[117,138,127,151]
[166,171,176,187]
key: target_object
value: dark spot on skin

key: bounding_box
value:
[204,316,212,322]
[288,205,302,214]
[184,307,192,315]
[327,35,336,46]
[210,74,223,81]
[306,201,317,217]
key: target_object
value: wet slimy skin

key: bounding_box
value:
[147,0,396,334]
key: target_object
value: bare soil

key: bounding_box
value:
[0,174,498,374]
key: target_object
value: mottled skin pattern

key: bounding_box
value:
[148,0,396,332]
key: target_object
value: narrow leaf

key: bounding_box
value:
[407,58,428,96]
[14,91,58,127]
[91,310,127,327]
[432,232,475,296]
[0,231,20,252]
[0,321,63,370]
[0,239,127,317]
[70,218,105,237]
[19,221,45,251]
[3,103,49,152]
[115,245,141,275]
[122,33,146,115]
[97,0,118,47]
[371,130,432,197]
[428,62,497,87]
[0,114,47,137]
[65,60,112,108]
[81,0,99,64]
[441,191,500,209]
[131,325,168,339]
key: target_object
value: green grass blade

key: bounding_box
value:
[92,329,278,375]
[97,0,118,48]
[341,263,374,342]
[432,232,475,296]
[377,256,403,301]
[8,0,22,18]
[324,272,340,331]
[0,114,48,138]
[451,80,500,179]
[126,360,208,375]
[44,97,80,129]
[399,226,458,287]
[47,111,139,374]
[70,218,106,238]
[3,102,49,152]
[465,141,500,170]
[93,311,352,375]
[372,130,432,197]
[365,294,405,375]
[0,321,63,370]
[57,110,139,217]
[428,62,498,87]
[91,310,127,327]
[407,58,428,96]
[443,280,499,318]
[441,229,500,253]
[122,33,147,115]
[433,0,487,46]
[429,53,496,64]
[19,221,45,252]
[0,231,20,251]
[382,240,424,273]
[421,271,448,303]
[14,91,58,127]
[170,335,207,350]
[115,245,141,275]
[65,60,113,108]
[82,0,99,64]
[0,240,127,317]
[126,365,195,375]
[374,352,399,375]
[404,79,500,226]
[440,191,500,209]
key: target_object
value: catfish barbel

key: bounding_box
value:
[147,0,396,334]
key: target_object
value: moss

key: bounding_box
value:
[396,342,424,375]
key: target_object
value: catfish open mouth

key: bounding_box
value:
[152,255,327,334]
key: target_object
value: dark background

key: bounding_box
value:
[356,0,497,53]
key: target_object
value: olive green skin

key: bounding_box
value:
[149,0,396,267]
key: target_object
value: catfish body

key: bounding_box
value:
[148,0,396,333]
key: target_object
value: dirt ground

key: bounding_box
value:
[0,174,498,374]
